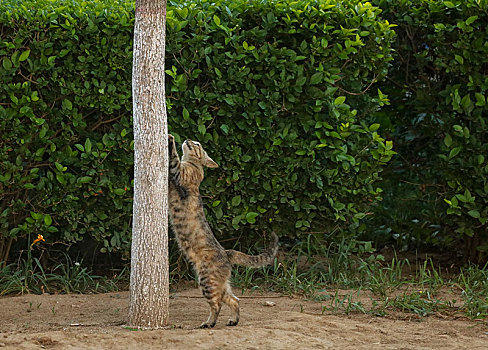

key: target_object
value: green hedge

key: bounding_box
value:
[0,0,395,261]
[371,0,488,258]
[0,0,136,260]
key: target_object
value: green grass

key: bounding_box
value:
[0,252,125,296]
[321,289,367,315]
[3,236,488,322]
[230,237,488,321]
[0,257,49,295]
[456,264,488,319]
[360,256,410,298]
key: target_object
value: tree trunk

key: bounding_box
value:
[128,0,169,329]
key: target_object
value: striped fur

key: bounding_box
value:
[168,134,278,328]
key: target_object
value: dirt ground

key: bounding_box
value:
[1,287,487,350]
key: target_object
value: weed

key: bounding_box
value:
[416,259,445,295]
[386,291,452,317]
[0,253,123,296]
[0,256,50,295]
[231,234,378,297]
[3,233,488,322]
[233,266,261,294]
[50,254,100,293]
[361,257,409,298]
[456,264,488,319]
[322,289,366,315]
[231,238,488,321]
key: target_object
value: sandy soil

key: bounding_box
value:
[0,287,486,350]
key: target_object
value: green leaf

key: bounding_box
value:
[474,93,485,106]
[31,91,39,101]
[232,215,242,226]
[444,134,452,147]
[220,124,229,134]
[444,1,455,8]
[434,23,446,31]
[332,202,346,211]
[78,176,92,183]
[44,214,52,226]
[2,57,12,70]
[296,76,306,86]
[334,96,346,105]
[466,16,478,25]
[369,124,380,132]
[477,155,484,165]
[101,134,110,146]
[468,210,480,219]
[34,117,45,125]
[231,195,241,207]
[31,211,42,220]
[213,14,221,26]
[55,162,64,172]
[461,94,472,111]
[310,72,322,85]
[449,147,462,159]
[9,228,21,236]
[183,107,189,120]
[198,124,206,135]
[246,212,259,224]
[85,138,92,153]
[214,207,223,219]
[114,188,125,196]
[62,99,73,110]
[19,49,30,61]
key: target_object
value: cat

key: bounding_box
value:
[167,134,279,328]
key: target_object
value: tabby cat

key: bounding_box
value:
[168,134,278,328]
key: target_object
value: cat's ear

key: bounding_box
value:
[204,154,218,168]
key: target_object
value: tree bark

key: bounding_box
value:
[128,0,169,329]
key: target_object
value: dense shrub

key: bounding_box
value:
[371,0,488,259]
[0,0,136,263]
[0,0,395,262]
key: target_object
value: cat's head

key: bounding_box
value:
[182,139,218,169]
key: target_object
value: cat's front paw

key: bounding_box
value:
[168,134,176,149]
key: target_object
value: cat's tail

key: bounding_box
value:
[226,232,279,268]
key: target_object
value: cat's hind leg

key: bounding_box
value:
[222,284,240,326]
[200,292,222,328]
